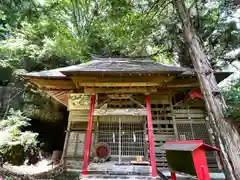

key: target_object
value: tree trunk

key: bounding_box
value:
[173,0,240,179]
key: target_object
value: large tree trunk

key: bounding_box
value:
[173,1,240,179]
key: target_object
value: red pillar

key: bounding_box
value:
[146,94,157,177]
[82,94,96,175]
[171,172,177,180]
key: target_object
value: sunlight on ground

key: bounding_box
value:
[3,159,57,175]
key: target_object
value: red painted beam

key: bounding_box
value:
[146,94,157,177]
[82,94,96,175]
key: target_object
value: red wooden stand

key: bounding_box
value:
[160,140,222,180]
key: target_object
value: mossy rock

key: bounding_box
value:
[5,145,25,165]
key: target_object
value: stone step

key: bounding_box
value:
[80,175,162,180]
[86,170,151,176]
[87,163,152,176]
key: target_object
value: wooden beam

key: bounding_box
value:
[72,75,174,83]
[72,75,175,87]
[165,83,199,88]
[29,78,75,90]
[94,108,147,116]
[108,94,133,99]
[129,97,145,108]
[61,121,71,165]
[45,90,69,106]
[79,82,161,87]
[84,87,158,93]
[96,98,111,109]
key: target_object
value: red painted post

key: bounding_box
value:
[82,94,96,175]
[146,94,157,177]
[171,172,177,180]
[200,166,206,180]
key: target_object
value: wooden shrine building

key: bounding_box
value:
[21,57,231,178]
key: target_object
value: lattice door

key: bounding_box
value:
[121,122,144,156]
[98,119,144,157]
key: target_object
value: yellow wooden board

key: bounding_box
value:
[68,93,92,110]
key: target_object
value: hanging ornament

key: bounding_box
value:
[133,132,136,142]
[113,132,115,143]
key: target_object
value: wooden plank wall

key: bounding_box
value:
[63,110,95,170]
[146,93,177,168]
[146,92,217,170]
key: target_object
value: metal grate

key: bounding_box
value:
[98,122,119,155]
[192,124,211,145]
[121,122,144,156]
[98,121,144,156]
[176,123,212,144]
[177,123,217,169]
[177,124,194,140]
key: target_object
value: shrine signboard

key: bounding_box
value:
[68,93,93,110]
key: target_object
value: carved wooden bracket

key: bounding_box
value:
[94,108,147,116]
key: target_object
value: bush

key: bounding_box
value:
[0,109,38,165]
[223,84,240,121]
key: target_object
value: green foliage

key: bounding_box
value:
[0,0,180,72]
[0,108,38,165]
[0,0,238,72]
[223,83,240,121]
[0,0,239,123]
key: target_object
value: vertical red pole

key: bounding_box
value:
[200,166,206,180]
[171,172,177,180]
[146,94,157,177]
[82,94,96,175]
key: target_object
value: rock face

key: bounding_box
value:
[22,89,66,122]
[0,85,66,122]
[0,86,23,118]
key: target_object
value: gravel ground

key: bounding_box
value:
[3,159,57,175]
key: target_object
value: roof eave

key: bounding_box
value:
[20,74,69,80]
[60,70,186,76]
[181,71,233,83]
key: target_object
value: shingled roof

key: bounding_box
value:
[21,57,232,83]
[61,57,189,75]
[22,57,189,79]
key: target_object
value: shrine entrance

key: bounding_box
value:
[98,116,145,164]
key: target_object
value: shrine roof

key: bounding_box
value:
[22,65,79,79]
[60,57,189,75]
[22,57,189,79]
[21,57,232,83]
